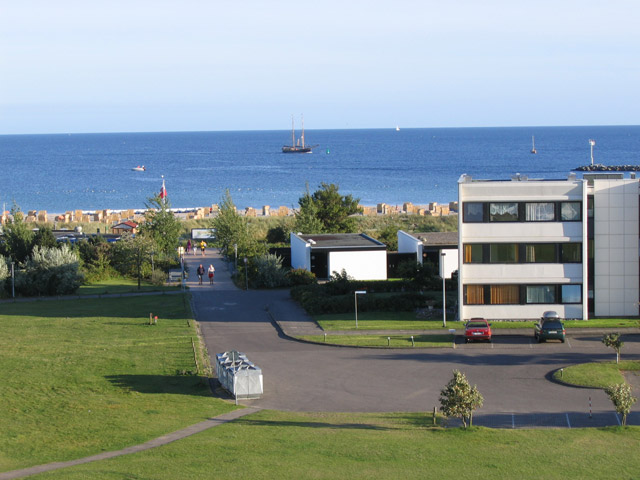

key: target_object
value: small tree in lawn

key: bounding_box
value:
[604,383,636,426]
[439,370,484,428]
[602,333,624,364]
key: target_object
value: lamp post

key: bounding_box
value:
[243,257,248,290]
[441,252,446,328]
[234,243,238,271]
[354,290,367,328]
[11,261,15,299]
[589,139,596,166]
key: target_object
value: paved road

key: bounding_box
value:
[188,250,640,425]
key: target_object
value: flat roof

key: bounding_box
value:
[411,231,458,246]
[297,233,385,249]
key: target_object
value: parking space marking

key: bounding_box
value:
[566,338,572,348]
[566,414,571,428]
[615,413,621,426]
[511,414,515,429]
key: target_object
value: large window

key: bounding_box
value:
[465,285,485,304]
[490,285,519,304]
[489,203,518,222]
[525,244,556,263]
[561,285,582,304]
[526,285,556,304]
[560,243,582,263]
[463,203,484,222]
[560,202,581,221]
[525,202,555,221]
[490,244,518,263]
[464,244,484,263]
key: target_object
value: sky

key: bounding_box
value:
[1,0,638,134]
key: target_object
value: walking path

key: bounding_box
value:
[0,408,260,480]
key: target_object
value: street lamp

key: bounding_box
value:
[243,257,248,290]
[234,243,238,271]
[441,252,447,328]
[354,290,366,328]
[11,261,15,299]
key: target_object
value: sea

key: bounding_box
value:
[1,125,639,214]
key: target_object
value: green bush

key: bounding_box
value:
[252,253,289,288]
[16,245,84,296]
[286,268,317,286]
[0,256,9,296]
[151,269,167,286]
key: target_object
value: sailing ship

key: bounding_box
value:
[282,115,318,153]
[530,136,537,154]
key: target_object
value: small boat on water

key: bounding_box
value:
[396,125,400,131]
[530,136,537,154]
[282,115,318,153]
[132,165,146,171]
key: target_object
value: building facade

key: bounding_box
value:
[458,173,639,321]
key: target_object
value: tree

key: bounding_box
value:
[439,370,484,428]
[372,223,400,251]
[0,256,9,295]
[3,204,34,263]
[139,195,182,257]
[33,226,58,250]
[602,333,624,364]
[110,233,154,289]
[295,182,362,233]
[604,383,637,426]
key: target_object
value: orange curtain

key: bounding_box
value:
[466,285,484,304]
[490,285,519,304]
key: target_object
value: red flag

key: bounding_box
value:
[160,177,167,199]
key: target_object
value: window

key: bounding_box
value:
[490,285,519,304]
[561,285,582,304]
[489,203,519,222]
[463,203,484,222]
[490,244,518,263]
[525,202,555,221]
[526,285,556,304]
[560,202,581,221]
[464,244,484,263]
[525,244,556,263]
[465,285,485,304]
[560,243,582,263]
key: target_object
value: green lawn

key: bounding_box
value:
[553,360,640,388]
[299,334,454,348]
[35,410,640,480]
[78,278,181,295]
[315,312,640,331]
[0,295,235,473]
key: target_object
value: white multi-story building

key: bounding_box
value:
[458,173,639,321]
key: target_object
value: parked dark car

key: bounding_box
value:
[464,318,492,343]
[534,312,566,343]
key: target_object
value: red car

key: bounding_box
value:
[464,318,492,343]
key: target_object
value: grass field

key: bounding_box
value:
[0,295,235,472]
[315,312,640,331]
[554,360,640,388]
[77,278,181,295]
[35,410,640,480]
[299,333,454,348]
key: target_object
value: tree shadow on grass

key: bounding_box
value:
[106,374,213,397]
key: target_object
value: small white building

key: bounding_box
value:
[290,233,387,280]
[458,172,639,321]
[397,231,459,278]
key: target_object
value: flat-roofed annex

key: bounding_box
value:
[297,233,386,249]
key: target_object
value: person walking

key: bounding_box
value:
[197,264,205,285]
[186,239,192,255]
[200,240,207,256]
[208,264,215,285]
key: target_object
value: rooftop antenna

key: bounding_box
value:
[589,139,596,166]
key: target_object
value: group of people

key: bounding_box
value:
[185,239,207,256]
[197,263,215,285]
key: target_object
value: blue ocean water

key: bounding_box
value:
[1,126,639,213]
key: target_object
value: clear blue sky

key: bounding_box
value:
[1,0,638,134]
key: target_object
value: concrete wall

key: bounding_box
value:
[397,230,421,262]
[328,250,388,280]
[593,179,639,316]
[290,233,311,270]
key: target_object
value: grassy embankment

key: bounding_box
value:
[553,360,640,388]
[0,294,235,473]
[77,277,181,295]
[34,410,640,480]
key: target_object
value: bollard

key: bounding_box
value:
[154,316,158,325]
[433,406,437,425]
[387,337,391,347]
[411,335,415,347]
[589,396,592,418]
[560,368,564,378]
[324,333,327,343]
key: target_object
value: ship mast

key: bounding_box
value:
[291,115,296,147]
[301,114,305,149]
